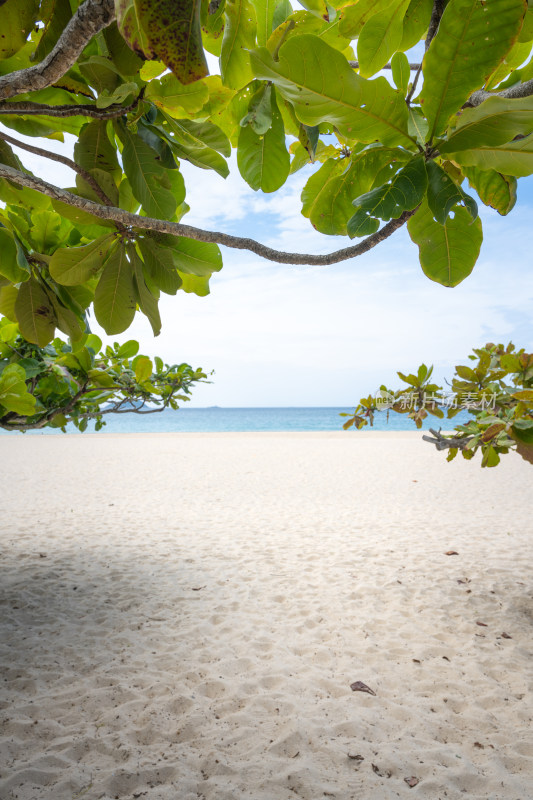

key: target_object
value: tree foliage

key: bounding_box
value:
[0,318,206,431]
[342,343,533,467]
[0,0,532,439]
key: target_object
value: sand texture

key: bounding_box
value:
[0,431,532,800]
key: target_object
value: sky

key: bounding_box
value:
[3,55,533,407]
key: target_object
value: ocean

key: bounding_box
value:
[1,407,473,434]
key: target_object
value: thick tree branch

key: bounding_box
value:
[0,164,414,266]
[467,78,533,107]
[0,0,116,101]
[0,93,145,120]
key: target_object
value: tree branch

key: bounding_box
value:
[0,130,114,207]
[406,0,446,105]
[0,0,116,101]
[467,78,533,107]
[421,428,474,451]
[0,163,415,266]
[0,93,145,120]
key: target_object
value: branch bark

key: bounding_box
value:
[0,164,415,266]
[422,428,474,450]
[0,0,116,102]
[0,93,145,120]
[467,78,533,107]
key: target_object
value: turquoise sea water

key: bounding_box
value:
[2,407,473,434]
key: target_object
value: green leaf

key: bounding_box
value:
[134,355,153,383]
[15,278,56,346]
[463,166,516,215]
[145,73,210,116]
[338,0,391,39]
[120,126,181,219]
[220,0,257,90]
[447,131,533,176]
[177,272,212,296]
[137,238,183,295]
[162,116,230,178]
[391,51,410,95]
[0,364,36,416]
[168,237,223,276]
[237,87,290,192]
[481,444,500,468]
[117,340,140,358]
[0,284,19,321]
[357,0,411,78]
[347,155,427,234]
[34,0,73,62]
[240,83,273,134]
[96,81,138,109]
[407,199,483,287]
[250,36,414,147]
[94,244,136,335]
[420,0,526,140]
[0,228,29,283]
[28,210,65,253]
[255,0,279,46]
[49,234,117,285]
[400,0,432,51]
[74,120,121,177]
[130,245,162,336]
[298,0,329,22]
[0,0,38,59]
[440,95,533,153]
[425,161,478,224]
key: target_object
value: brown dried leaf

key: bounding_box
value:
[445,550,459,556]
[473,742,485,749]
[501,632,512,639]
[476,621,488,627]
[350,681,376,695]
[347,753,364,762]
[404,777,419,787]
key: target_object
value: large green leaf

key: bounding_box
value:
[15,278,56,346]
[0,228,29,283]
[0,0,38,59]
[407,199,483,287]
[0,364,36,416]
[74,120,121,178]
[448,132,533,176]
[145,73,210,116]
[250,36,414,147]
[347,155,427,236]
[162,116,230,177]
[50,234,117,286]
[400,0,432,51]
[357,0,411,78]
[220,0,257,90]
[168,237,223,276]
[120,126,181,219]
[129,245,161,336]
[463,166,517,215]
[94,244,136,335]
[420,0,526,140]
[425,160,477,224]
[255,0,280,46]
[137,237,183,295]
[237,87,290,191]
[439,95,533,153]
[116,0,208,84]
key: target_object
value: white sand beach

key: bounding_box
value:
[0,431,532,800]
